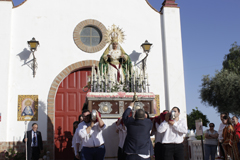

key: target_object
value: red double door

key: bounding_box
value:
[55,68,91,160]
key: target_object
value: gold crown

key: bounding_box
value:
[111,36,118,43]
[105,24,125,44]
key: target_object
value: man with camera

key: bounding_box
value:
[157,107,188,160]
[75,109,106,160]
[122,102,153,160]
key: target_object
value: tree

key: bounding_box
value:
[187,107,210,131]
[200,42,240,116]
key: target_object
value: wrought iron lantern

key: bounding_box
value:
[27,37,39,77]
[141,40,152,53]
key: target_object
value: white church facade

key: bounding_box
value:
[0,0,186,159]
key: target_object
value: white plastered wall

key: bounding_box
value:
[0,1,13,141]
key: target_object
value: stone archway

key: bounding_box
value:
[46,60,99,159]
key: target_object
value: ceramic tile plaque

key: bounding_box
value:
[18,95,38,121]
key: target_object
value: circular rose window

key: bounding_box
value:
[73,19,107,53]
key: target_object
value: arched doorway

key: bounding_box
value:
[54,68,91,160]
[46,60,99,159]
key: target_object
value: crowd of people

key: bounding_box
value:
[206,113,240,160]
[71,102,188,160]
[21,104,240,160]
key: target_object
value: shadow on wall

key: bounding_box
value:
[129,50,142,65]
[0,100,53,160]
[54,127,73,160]
[102,120,119,159]
[17,48,36,76]
[17,48,31,65]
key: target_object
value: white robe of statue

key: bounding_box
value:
[107,49,125,83]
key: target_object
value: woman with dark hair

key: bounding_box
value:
[204,123,218,160]
[222,116,240,160]
[73,121,79,135]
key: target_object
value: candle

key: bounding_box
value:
[133,73,135,84]
[147,73,149,84]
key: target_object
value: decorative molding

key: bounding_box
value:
[87,97,154,101]
[47,60,99,159]
[73,19,107,53]
[160,0,179,13]
[98,102,113,114]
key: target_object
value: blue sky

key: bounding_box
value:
[12,0,240,131]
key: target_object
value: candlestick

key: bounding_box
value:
[97,66,100,76]
[91,66,93,85]
[136,67,138,78]
[101,65,103,75]
[146,73,149,84]
[131,74,134,92]
[131,65,133,75]
[108,73,111,92]
[105,77,107,85]
[133,73,135,85]
[143,76,147,93]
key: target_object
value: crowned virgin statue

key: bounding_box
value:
[99,25,132,83]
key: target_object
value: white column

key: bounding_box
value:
[161,6,187,117]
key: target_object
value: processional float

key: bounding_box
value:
[82,24,156,118]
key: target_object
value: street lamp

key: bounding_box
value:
[141,40,152,54]
[140,40,152,75]
[27,37,39,77]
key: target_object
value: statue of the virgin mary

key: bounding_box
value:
[99,25,132,83]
